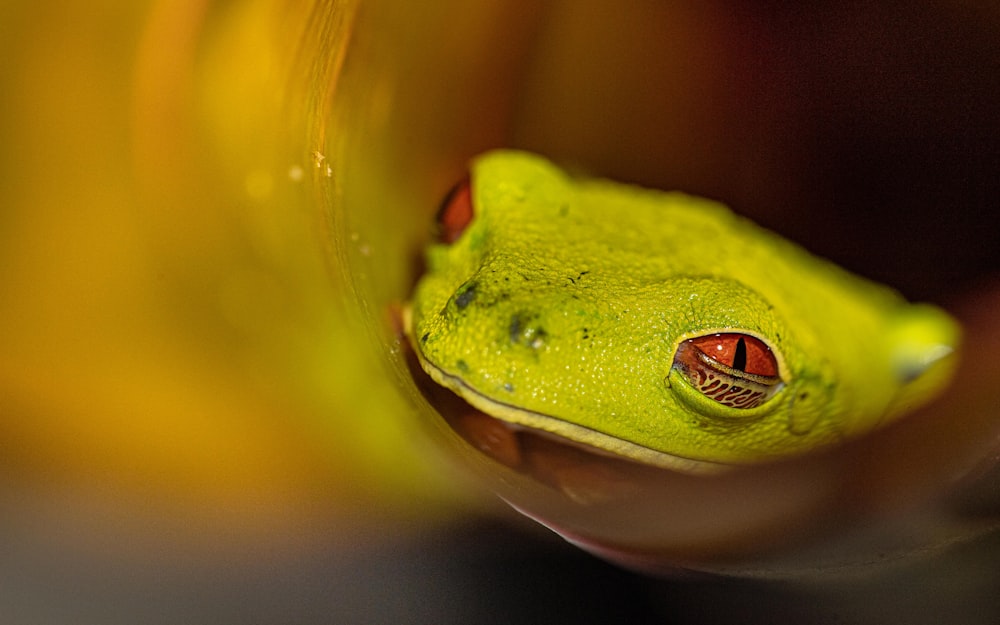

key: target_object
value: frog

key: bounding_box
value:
[405,150,959,473]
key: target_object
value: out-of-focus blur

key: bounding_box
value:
[0,0,479,549]
[2,0,999,623]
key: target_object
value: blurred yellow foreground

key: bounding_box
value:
[0,0,495,557]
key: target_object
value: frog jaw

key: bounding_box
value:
[413,346,731,475]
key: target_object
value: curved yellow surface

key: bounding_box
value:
[1,0,998,578]
[0,0,495,549]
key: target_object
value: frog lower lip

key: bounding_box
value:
[419,353,729,474]
[405,341,726,498]
[437,397,682,505]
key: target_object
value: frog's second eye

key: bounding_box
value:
[671,333,783,410]
[435,176,473,244]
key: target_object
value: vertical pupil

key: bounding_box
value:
[732,337,747,372]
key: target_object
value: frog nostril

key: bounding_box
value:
[435,175,474,244]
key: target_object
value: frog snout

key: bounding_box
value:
[888,304,961,384]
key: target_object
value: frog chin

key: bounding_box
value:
[417,356,731,475]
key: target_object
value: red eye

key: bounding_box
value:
[687,333,779,377]
[671,333,783,410]
[436,176,473,244]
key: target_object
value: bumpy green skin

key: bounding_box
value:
[408,150,959,471]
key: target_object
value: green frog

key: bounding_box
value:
[405,150,959,473]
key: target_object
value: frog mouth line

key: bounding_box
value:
[416,356,731,475]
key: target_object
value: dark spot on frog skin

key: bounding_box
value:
[509,311,548,350]
[567,270,590,285]
[455,282,477,309]
[509,313,524,343]
[457,359,470,373]
[420,332,430,343]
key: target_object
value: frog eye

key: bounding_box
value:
[435,176,473,244]
[671,333,783,409]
